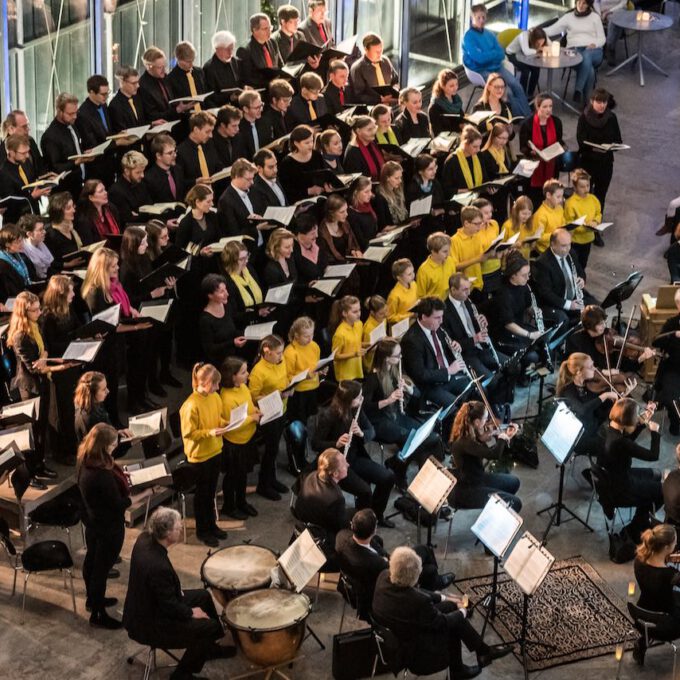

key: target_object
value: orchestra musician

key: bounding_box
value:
[662,444,680,529]
[653,287,680,435]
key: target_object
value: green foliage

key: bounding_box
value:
[260,0,278,28]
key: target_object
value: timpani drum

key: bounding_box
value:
[224,589,311,667]
[200,545,278,609]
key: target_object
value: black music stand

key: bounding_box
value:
[600,271,643,332]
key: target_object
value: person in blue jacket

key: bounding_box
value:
[462,4,531,117]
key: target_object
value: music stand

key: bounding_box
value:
[536,402,593,544]
[600,270,643,332]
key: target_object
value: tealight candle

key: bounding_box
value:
[615,644,624,661]
[462,594,469,608]
[642,11,651,20]
[550,41,560,57]
[628,581,636,597]
[637,10,643,20]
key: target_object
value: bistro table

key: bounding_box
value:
[515,48,583,114]
[607,9,673,86]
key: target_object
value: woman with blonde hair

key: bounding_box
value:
[480,123,512,177]
[374,161,409,230]
[221,239,266,327]
[501,195,538,260]
[473,73,517,137]
[284,316,323,424]
[263,227,299,332]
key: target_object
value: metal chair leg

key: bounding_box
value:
[339,596,347,633]
[12,556,18,596]
[21,572,29,624]
[65,527,72,555]
[143,496,152,528]
[444,513,455,560]
[585,489,596,525]
[62,568,67,590]
[314,572,321,610]
[181,494,187,544]
[68,569,76,616]
[671,642,677,680]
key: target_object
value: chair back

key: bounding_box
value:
[498,28,522,50]
[30,494,82,528]
[589,461,616,519]
[371,620,405,676]
[21,540,73,572]
[464,65,487,88]
[171,460,198,494]
[627,602,679,642]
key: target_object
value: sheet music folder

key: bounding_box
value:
[503,532,555,596]
[407,456,456,515]
[278,528,327,593]
[540,402,583,465]
[124,454,172,492]
[398,409,441,462]
[471,494,523,559]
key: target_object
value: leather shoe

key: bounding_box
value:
[160,372,183,388]
[221,507,248,520]
[107,568,120,579]
[451,664,481,679]
[89,610,123,629]
[257,487,281,501]
[377,517,396,529]
[239,503,259,517]
[148,382,168,398]
[436,572,456,590]
[197,532,219,547]
[478,643,514,667]
[211,526,228,539]
[29,478,47,490]
[36,466,58,479]
[272,479,289,494]
[439,506,452,520]
[86,597,118,612]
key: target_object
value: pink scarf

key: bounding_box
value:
[110,278,132,317]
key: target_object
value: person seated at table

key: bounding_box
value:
[600,0,657,66]
[462,4,531,117]
[505,27,549,97]
[393,87,431,144]
[545,0,605,103]
[428,69,464,137]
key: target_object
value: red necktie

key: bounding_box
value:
[339,88,345,106]
[263,44,273,68]
[318,22,328,44]
[431,331,446,369]
[158,79,170,105]
[167,170,177,199]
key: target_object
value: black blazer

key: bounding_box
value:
[75,98,117,186]
[393,111,431,144]
[272,28,306,62]
[259,106,290,148]
[175,138,220,190]
[299,17,334,46]
[143,163,185,204]
[10,331,43,396]
[322,82,356,115]
[236,38,284,89]
[40,118,85,198]
[0,255,37,299]
[77,465,130,527]
[237,117,263,161]
[175,211,222,251]
[212,131,246,170]
[217,184,259,241]
[343,143,384,180]
[401,322,455,390]
[0,161,39,221]
[165,65,208,101]
[0,135,45,176]
[285,94,329,128]
[249,174,287,214]
[108,90,147,131]
[123,532,194,643]
[442,297,481,354]
[107,178,151,226]
[294,470,348,542]
[139,71,177,123]
[349,56,399,105]
[531,249,585,311]
[202,54,242,107]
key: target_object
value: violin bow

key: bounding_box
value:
[615,307,636,372]
[469,368,501,431]
[593,367,623,399]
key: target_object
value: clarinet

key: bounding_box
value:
[397,358,405,415]
[568,255,584,306]
[343,397,363,456]
[441,328,473,380]
[470,300,501,367]
[527,285,544,333]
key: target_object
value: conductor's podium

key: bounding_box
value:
[639,289,678,382]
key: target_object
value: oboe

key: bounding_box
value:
[343,397,363,456]
[441,328,473,380]
[527,285,544,333]
[470,300,501,367]
[568,255,584,306]
[397,358,405,414]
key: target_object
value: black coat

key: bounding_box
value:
[175,211,222,251]
[212,131,246,171]
[285,94,329,128]
[139,71,177,123]
[143,163,185,204]
[258,106,290,148]
[347,206,378,251]
[165,65,208,101]
[0,160,39,221]
[393,111,431,144]
[237,117,264,161]
[10,331,43,396]
[175,138,220,189]
[343,143,384,180]
[77,465,130,527]
[249,174,287,214]
[40,118,85,198]
[236,38,283,89]
[75,98,116,186]
[441,151,489,196]
[294,470,348,542]
[322,82,356,115]
[442,297,481,354]
[107,178,151,226]
[0,254,37,299]
[108,90,147,132]
[299,17,334,46]
[349,56,398,105]
[217,184,259,242]
[531,249,585,311]
[401,322,455,390]
[202,54,242,107]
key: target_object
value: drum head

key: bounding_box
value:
[201,545,277,592]
[225,589,311,632]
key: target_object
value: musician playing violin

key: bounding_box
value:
[448,401,522,512]
[652,286,680,435]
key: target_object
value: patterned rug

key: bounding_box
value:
[454,556,637,672]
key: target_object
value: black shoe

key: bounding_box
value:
[581,468,593,488]
[197,532,219,547]
[148,382,168,398]
[114,555,122,565]
[89,610,123,629]
[478,643,514,667]
[272,479,289,494]
[451,664,481,679]
[54,455,77,467]
[86,597,118,612]
[633,637,646,666]
[29,478,47,490]
[239,502,259,517]
[36,466,58,479]
[107,568,120,579]
[160,372,183,388]
[439,506,452,520]
[436,572,456,590]
[209,643,237,659]
[593,232,605,247]
[377,517,396,529]
[221,507,248,520]
[211,526,228,539]
[257,486,282,501]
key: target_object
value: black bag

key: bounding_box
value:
[332,628,387,680]
[509,432,539,469]
[609,527,637,563]
[393,495,438,527]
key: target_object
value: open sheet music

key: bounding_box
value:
[265,283,293,305]
[258,390,284,424]
[122,408,167,441]
[225,402,248,431]
[471,494,524,558]
[314,351,335,371]
[139,299,174,324]
[278,528,327,593]
[92,304,121,327]
[390,317,410,339]
[368,321,387,347]
[408,456,456,515]
[244,321,276,341]
[324,263,356,279]
[0,397,39,425]
[399,410,442,463]
[0,424,33,452]
[409,195,432,218]
[125,457,172,491]
[62,339,103,363]
[503,532,555,596]
[0,441,25,476]
[528,140,565,162]
[541,402,583,465]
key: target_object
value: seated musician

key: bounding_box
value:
[600,398,663,539]
[653,287,680,435]
[531,228,597,329]
[372,546,512,680]
[663,444,680,529]
[449,401,522,512]
[123,508,234,680]
[335,509,454,620]
[632,524,680,665]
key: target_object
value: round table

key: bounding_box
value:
[607,9,673,86]
[515,49,583,113]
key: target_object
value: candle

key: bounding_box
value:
[462,594,469,608]
[628,581,636,597]
[550,41,560,58]
[637,10,643,20]
[642,11,651,20]
[615,644,624,661]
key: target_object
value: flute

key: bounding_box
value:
[343,397,363,456]
[441,328,473,380]
[470,300,501,367]
[397,358,405,414]
[568,255,584,306]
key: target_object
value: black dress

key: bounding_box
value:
[278,152,327,204]
[199,307,242,367]
[634,559,680,624]
[393,111,431,144]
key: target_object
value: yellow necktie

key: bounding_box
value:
[308,100,317,121]
[18,165,30,187]
[128,97,138,121]
[374,62,386,87]
[197,144,209,179]
[186,70,201,112]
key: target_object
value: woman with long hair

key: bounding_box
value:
[506,27,549,97]
[18,214,53,280]
[374,161,409,231]
[311,380,396,526]
[449,400,521,511]
[442,125,488,196]
[144,220,170,263]
[501,196,537,261]
[77,422,150,628]
[44,192,87,271]
[317,128,345,173]
[427,69,464,136]
[347,176,379,251]
[473,73,517,139]
[75,180,121,245]
[0,224,37,300]
[330,295,365,381]
[318,194,363,264]
[179,362,229,547]
[480,123,512,177]
[344,115,386,181]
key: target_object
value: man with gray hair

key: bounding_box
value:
[123,508,235,680]
[372,546,512,679]
[203,30,242,107]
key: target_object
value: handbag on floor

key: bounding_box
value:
[332,628,387,680]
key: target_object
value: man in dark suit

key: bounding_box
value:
[349,32,399,105]
[203,30,243,108]
[237,90,266,160]
[166,41,208,108]
[139,46,184,125]
[107,151,152,226]
[175,112,219,191]
[143,133,185,204]
[123,508,234,680]
[531,228,596,330]
[236,13,284,90]
[372,547,511,679]
[217,158,261,245]
[109,66,147,134]
[272,4,323,71]
[40,92,93,198]
[250,149,288,214]
[0,110,45,175]
[212,106,245,170]
[300,0,335,47]
[259,80,294,147]
[286,72,328,128]
[323,60,356,114]
[401,296,469,410]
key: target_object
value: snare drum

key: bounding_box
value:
[200,545,278,609]
[225,589,311,667]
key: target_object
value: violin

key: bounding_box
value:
[594,328,649,361]
[585,370,637,395]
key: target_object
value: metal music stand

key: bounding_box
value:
[600,271,643,332]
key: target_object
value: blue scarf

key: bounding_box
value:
[0,250,30,284]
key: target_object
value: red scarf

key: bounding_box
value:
[112,464,131,497]
[94,206,120,239]
[355,201,377,222]
[531,114,557,188]
[357,140,385,181]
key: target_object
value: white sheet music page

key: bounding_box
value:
[0,425,33,452]
[1,397,39,420]
[244,321,276,341]
[265,283,293,305]
[226,402,248,431]
[369,321,387,346]
[540,402,583,464]
[127,462,168,487]
[471,494,523,558]
[278,528,327,592]
[324,263,356,278]
[258,390,284,424]
[390,317,410,339]
[408,458,455,515]
[92,304,121,326]
[503,532,555,596]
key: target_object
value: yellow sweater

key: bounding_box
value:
[501,218,539,260]
[220,384,257,445]
[180,390,226,463]
[564,193,602,245]
[534,202,565,253]
[416,256,457,300]
[480,220,501,275]
[387,281,417,324]
[450,229,484,290]
[283,340,321,392]
[332,320,364,380]
[362,314,384,373]
[249,358,289,410]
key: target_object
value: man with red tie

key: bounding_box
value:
[143,133,186,205]
[237,13,284,90]
[300,0,335,47]
[322,60,356,115]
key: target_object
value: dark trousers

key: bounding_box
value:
[83,522,125,611]
[615,468,663,534]
[373,414,441,469]
[582,158,614,210]
[287,389,318,423]
[339,452,395,519]
[508,54,541,96]
[413,544,441,591]
[570,242,592,270]
[452,472,522,512]
[189,454,220,535]
[258,418,285,490]
[435,600,487,673]
[221,441,249,511]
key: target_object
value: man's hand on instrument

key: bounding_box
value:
[448,359,466,375]
[638,347,655,363]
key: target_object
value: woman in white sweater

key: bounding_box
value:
[506,27,550,97]
[546,0,606,103]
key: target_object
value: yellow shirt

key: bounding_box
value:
[501,217,539,261]
[387,281,417,324]
[450,229,484,290]
[283,340,321,392]
[416,256,457,300]
[564,193,602,245]
[180,390,226,463]
[220,384,257,445]
[249,358,289,411]
[332,320,364,381]
[534,202,565,253]
[479,220,501,275]
[362,314,384,373]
